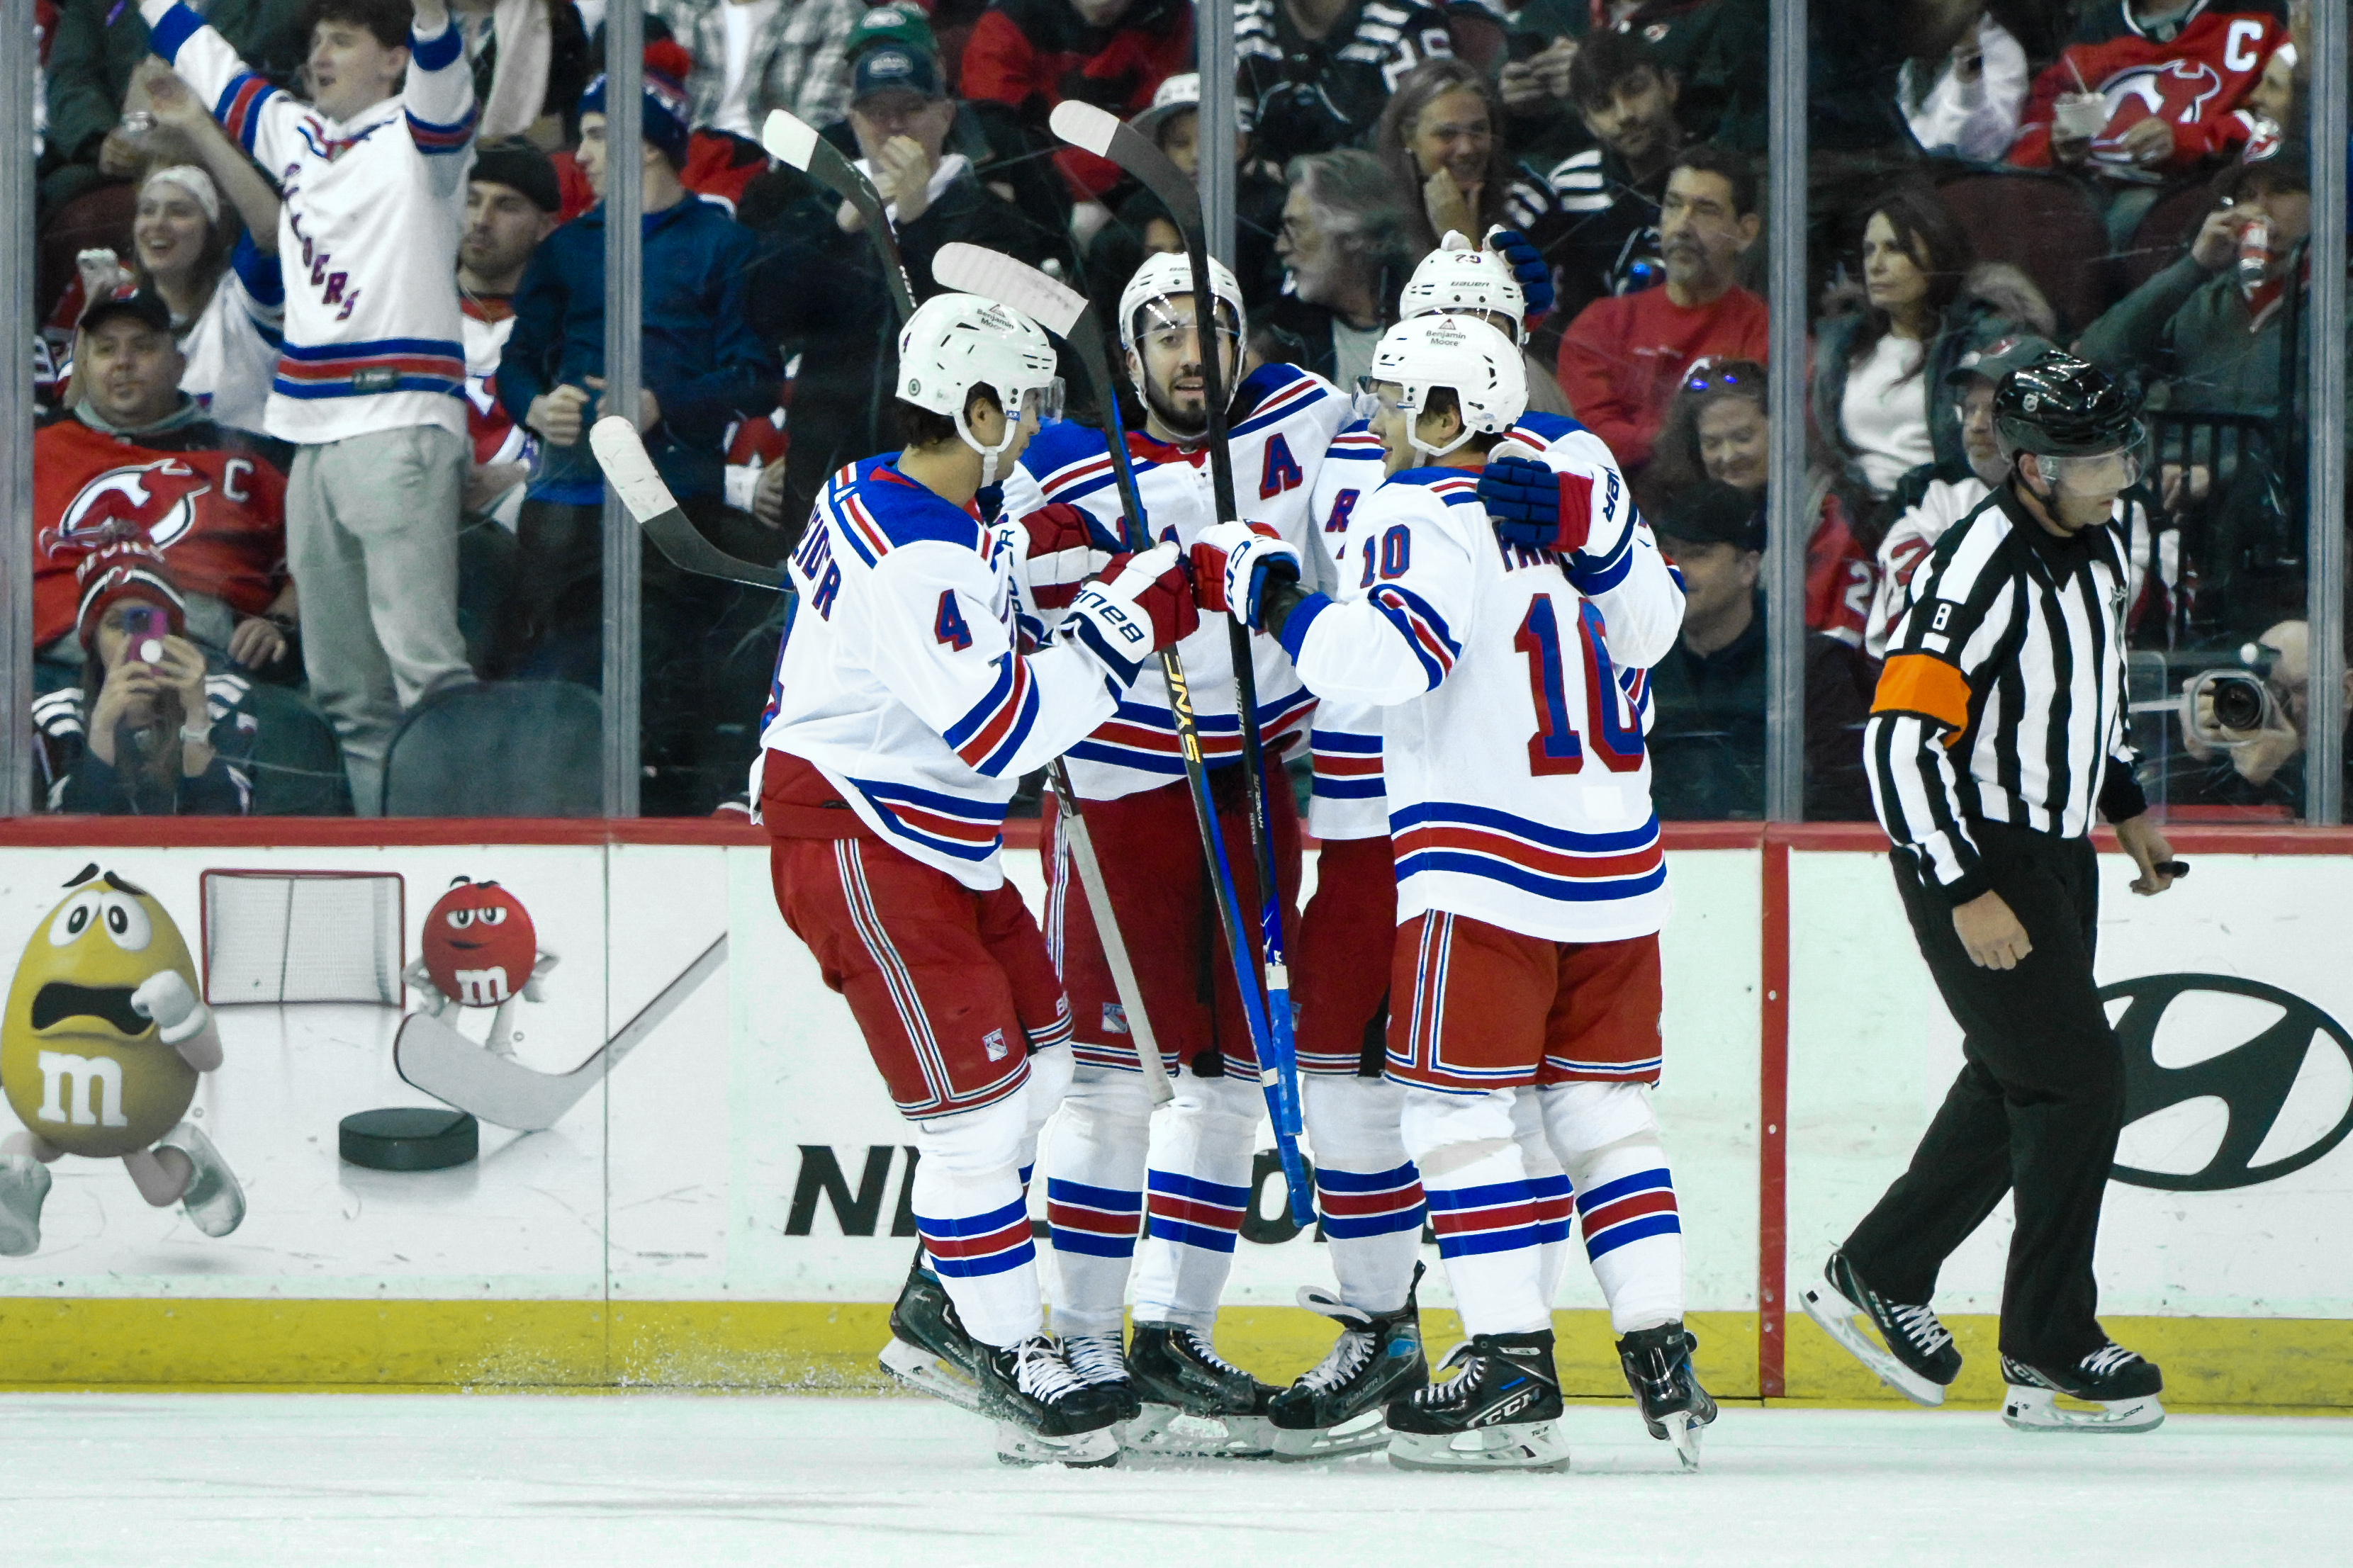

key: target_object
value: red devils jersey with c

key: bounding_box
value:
[2010,1,2289,175]
[33,416,288,648]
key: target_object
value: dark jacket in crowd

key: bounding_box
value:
[497,193,781,506]
[1645,592,1878,821]
[33,674,259,816]
[745,151,1049,536]
[43,0,310,209]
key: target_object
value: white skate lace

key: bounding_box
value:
[1297,1328,1376,1394]
[1013,1337,1091,1403]
[1410,1341,1479,1406]
[1889,1302,1953,1355]
[1180,1327,1252,1379]
[2081,1342,2138,1379]
[1063,1331,1129,1386]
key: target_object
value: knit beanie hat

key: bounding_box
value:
[580,40,696,170]
[74,531,188,652]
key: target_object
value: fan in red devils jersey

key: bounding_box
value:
[2010,0,2291,182]
[35,289,293,675]
[959,0,1194,203]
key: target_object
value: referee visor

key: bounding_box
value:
[2031,440,2143,499]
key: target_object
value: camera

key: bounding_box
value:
[2179,645,2281,746]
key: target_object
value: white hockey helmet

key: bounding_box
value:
[1117,250,1247,359]
[1400,229,1527,345]
[1364,314,1528,458]
[897,291,1065,485]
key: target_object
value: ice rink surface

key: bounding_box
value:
[4,1392,2348,1566]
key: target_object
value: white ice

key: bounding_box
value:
[4,1393,2347,1566]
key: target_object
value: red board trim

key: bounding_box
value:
[1758,833,1790,1399]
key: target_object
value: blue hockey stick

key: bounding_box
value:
[933,243,1314,1226]
[1045,104,1312,1221]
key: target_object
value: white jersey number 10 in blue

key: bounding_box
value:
[1515,595,1644,777]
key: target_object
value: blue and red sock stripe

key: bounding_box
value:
[918,1197,1036,1277]
[1528,1172,1573,1244]
[1575,1167,1680,1259]
[1423,1176,1542,1258]
[1315,1161,1427,1240]
[1145,1170,1247,1254]
[1047,1178,1142,1259]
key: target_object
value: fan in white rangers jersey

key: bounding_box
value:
[141,0,479,811]
[996,252,1349,1453]
[1272,232,1692,1460]
[755,293,1199,1467]
[1194,314,1710,1474]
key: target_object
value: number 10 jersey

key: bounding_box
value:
[1278,465,1675,945]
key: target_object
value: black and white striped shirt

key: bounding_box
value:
[1865,483,2147,904]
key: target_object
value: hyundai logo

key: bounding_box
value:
[2102,974,2353,1192]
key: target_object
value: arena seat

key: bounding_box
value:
[379,680,603,817]
[2118,181,2218,295]
[1932,171,2114,335]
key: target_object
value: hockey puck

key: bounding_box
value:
[339,1107,479,1171]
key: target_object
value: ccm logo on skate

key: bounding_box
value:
[2101,974,2353,1192]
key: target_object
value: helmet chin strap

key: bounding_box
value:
[954,402,1022,489]
[1403,390,1479,459]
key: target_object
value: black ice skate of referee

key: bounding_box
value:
[1819,352,2178,1406]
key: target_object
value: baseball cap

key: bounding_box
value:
[853,43,943,106]
[78,282,173,336]
[1656,481,1765,553]
[847,3,938,61]
[1945,332,2057,392]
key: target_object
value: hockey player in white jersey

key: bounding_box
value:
[1273,235,1699,1462]
[1195,314,1706,1472]
[998,252,1350,1455]
[755,293,1200,1466]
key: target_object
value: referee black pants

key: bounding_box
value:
[1841,821,2125,1370]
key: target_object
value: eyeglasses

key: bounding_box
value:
[1680,357,1767,397]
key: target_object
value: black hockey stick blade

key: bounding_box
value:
[760,109,916,323]
[590,417,783,590]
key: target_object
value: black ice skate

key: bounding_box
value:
[877,1253,982,1413]
[2001,1343,2165,1435]
[1799,1249,1962,1406]
[1268,1270,1430,1460]
[1122,1321,1281,1458]
[1383,1331,1568,1474]
[977,1336,1128,1467]
[1060,1330,1143,1423]
[1617,1321,1717,1470]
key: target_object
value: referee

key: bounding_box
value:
[1800,351,2177,1436]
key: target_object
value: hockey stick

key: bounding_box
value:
[395,935,727,1132]
[743,144,1175,1111]
[1043,106,1310,1208]
[933,241,1312,1222]
[591,418,784,588]
[759,110,917,321]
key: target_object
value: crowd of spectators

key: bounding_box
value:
[18,0,2340,819]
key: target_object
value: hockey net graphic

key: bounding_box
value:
[201,870,405,1005]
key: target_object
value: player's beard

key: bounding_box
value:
[1142,366,1214,441]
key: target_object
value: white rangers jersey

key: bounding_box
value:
[1000,361,1350,801]
[1281,466,1672,944]
[1298,410,1683,845]
[758,456,1124,890]
[144,0,476,446]
[179,238,283,438]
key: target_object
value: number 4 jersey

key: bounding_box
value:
[1279,461,1677,944]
